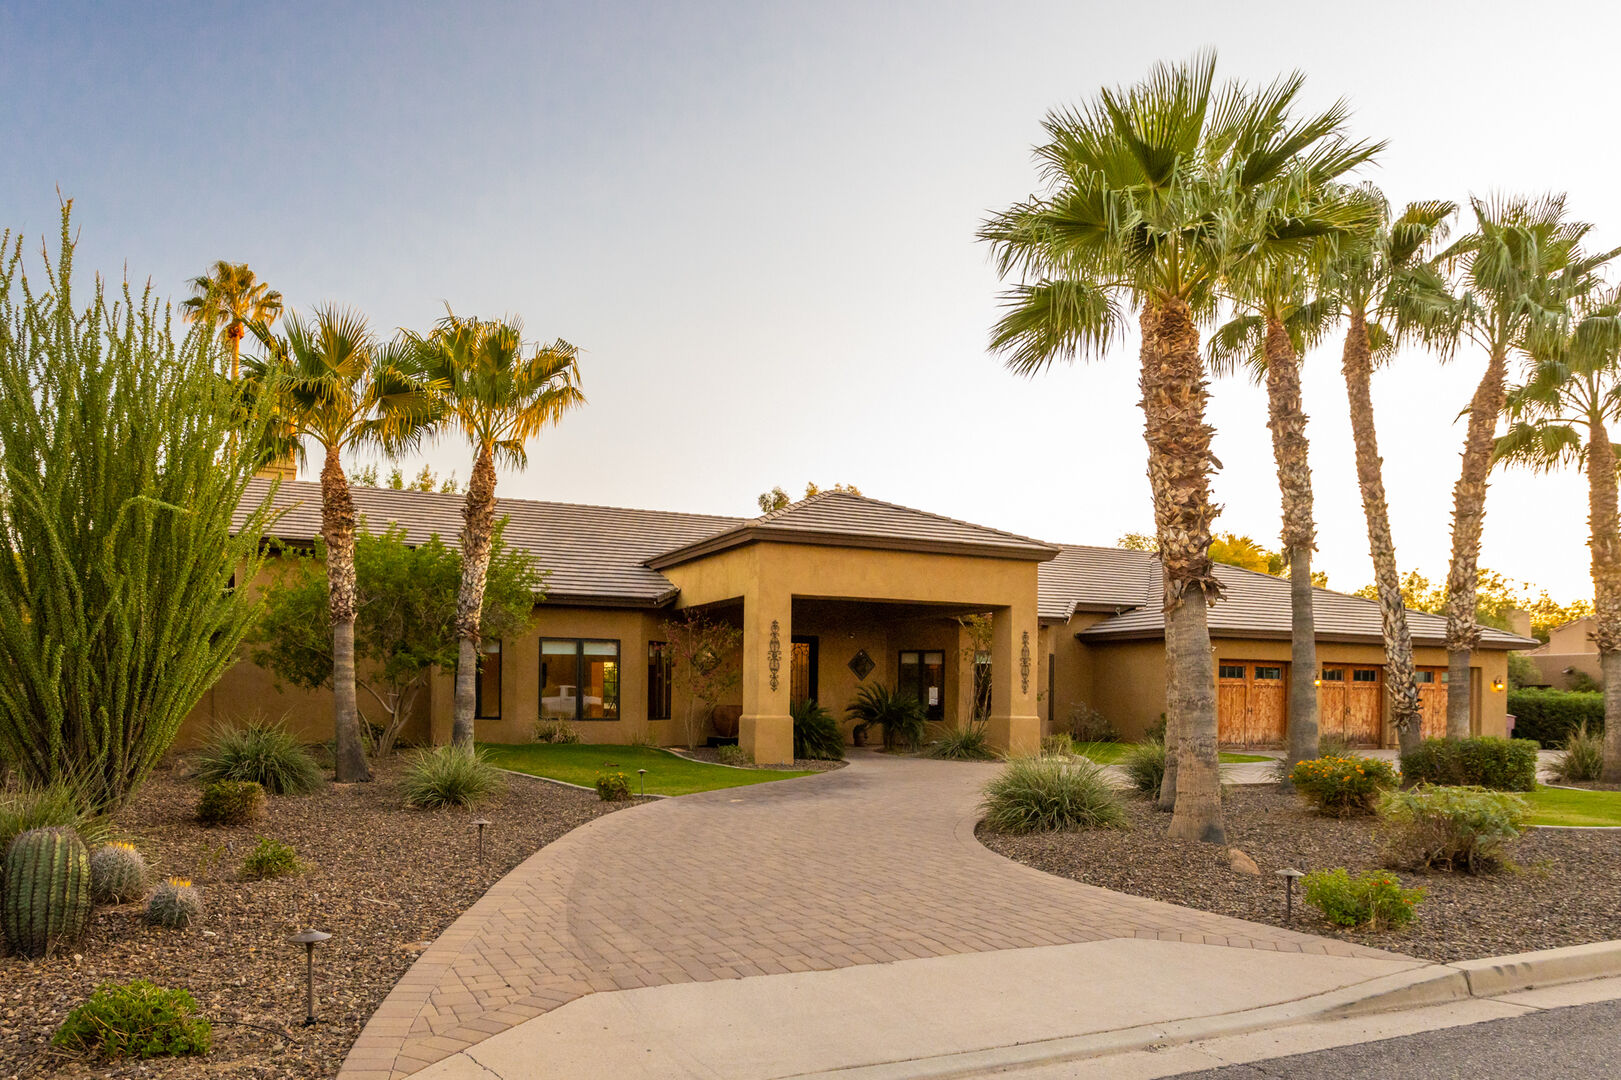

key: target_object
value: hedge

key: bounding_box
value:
[1399,737,1539,792]
[1508,688,1604,748]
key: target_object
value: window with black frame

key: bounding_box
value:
[474,639,502,720]
[648,640,672,721]
[540,638,621,721]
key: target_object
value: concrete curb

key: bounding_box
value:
[785,941,1621,1079]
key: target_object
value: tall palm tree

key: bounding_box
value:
[182,261,283,380]
[1321,191,1456,755]
[1210,172,1380,776]
[1433,197,1615,736]
[410,312,584,749]
[1495,290,1621,780]
[246,307,435,781]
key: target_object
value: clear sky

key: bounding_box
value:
[1,0,1610,600]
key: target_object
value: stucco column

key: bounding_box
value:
[987,603,1040,756]
[740,585,794,764]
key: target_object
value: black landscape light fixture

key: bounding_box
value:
[287,929,332,1025]
[1275,867,1305,923]
[472,817,492,864]
[637,768,647,796]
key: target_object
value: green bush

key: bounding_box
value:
[402,746,503,809]
[90,842,150,904]
[0,781,110,854]
[595,771,632,801]
[53,979,211,1059]
[1121,738,1167,798]
[1379,784,1530,874]
[715,744,749,766]
[928,723,996,761]
[196,780,266,827]
[1507,688,1603,747]
[146,878,203,929]
[1066,702,1118,743]
[979,756,1126,834]
[194,717,323,795]
[1400,737,1538,791]
[845,684,927,752]
[1302,868,1424,930]
[791,698,846,760]
[533,718,581,744]
[1289,755,1399,817]
[240,837,302,880]
[1551,722,1605,783]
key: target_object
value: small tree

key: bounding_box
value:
[661,613,743,749]
[956,614,993,723]
[251,523,541,755]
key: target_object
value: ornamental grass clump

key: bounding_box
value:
[146,878,202,929]
[928,722,996,761]
[194,717,323,795]
[53,979,211,1059]
[1378,784,1530,874]
[979,755,1125,834]
[196,780,266,827]
[90,842,150,904]
[1289,755,1398,817]
[1121,738,1168,798]
[533,718,580,744]
[0,781,110,854]
[402,746,503,809]
[1551,723,1604,783]
[1302,868,1424,931]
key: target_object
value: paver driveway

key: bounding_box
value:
[341,751,1396,1080]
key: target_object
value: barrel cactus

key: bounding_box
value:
[146,878,202,929]
[89,842,150,905]
[3,826,92,958]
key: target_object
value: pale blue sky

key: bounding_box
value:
[2,0,1612,600]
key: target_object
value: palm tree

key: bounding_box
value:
[410,312,584,749]
[1210,172,1379,777]
[1321,191,1456,755]
[246,307,435,781]
[1495,290,1621,780]
[1433,197,1616,736]
[182,261,283,380]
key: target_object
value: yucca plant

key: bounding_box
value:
[790,698,845,761]
[194,716,323,795]
[845,684,927,752]
[980,756,1126,834]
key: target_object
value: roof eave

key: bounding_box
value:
[648,526,1059,570]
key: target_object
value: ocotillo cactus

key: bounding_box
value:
[2,826,92,958]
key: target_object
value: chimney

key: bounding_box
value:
[1506,607,1532,640]
[254,452,298,483]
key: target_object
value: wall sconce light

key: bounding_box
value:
[1491,678,1505,693]
[1313,678,1321,687]
[287,929,332,1026]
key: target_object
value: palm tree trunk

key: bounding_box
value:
[1140,299,1225,844]
[1263,317,1320,774]
[322,443,370,782]
[1443,345,1510,738]
[1585,420,1621,782]
[1157,603,1180,811]
[451,444,499,749]
[1342,310,1423,755]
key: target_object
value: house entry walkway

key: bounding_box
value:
[340,752,1400,1080]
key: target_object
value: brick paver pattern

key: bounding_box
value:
[340,752,1400,1080]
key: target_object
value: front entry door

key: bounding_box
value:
[1217,661,1288,746]
[790,636,819,706]
[899,649,946,723]
[1416,667,1448,738]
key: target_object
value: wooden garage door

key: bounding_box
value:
[1416,667,1448,739]
[1318,665,1383,746]
[1218,662,1287,746]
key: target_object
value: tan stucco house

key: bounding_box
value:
[186,479,1535,763]
[1522,616,1600,689]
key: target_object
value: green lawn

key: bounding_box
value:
[1524,785,1621,827]
[1074,742,1272,766]
[481,743,814,797]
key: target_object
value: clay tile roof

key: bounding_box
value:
[1037,545,1159,621]
[646,490,1060,568]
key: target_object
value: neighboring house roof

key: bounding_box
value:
[646,490,1060,568]
[1524,615,1594,655]
[1037,544,1157,621]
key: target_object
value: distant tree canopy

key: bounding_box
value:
[758,482,862,513]
[1351,569,1590,642]
[350,463,460,493]
[1116,531,1328,587]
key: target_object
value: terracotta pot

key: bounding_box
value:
[711,704,742,739]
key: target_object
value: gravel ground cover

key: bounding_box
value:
[0,756,634,1079]
[981,785,1621,963]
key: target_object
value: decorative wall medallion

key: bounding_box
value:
[768,619,782,691]
[1019,631,1031,694]
[847,649,875,681]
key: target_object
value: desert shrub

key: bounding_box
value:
[1144,715,1167,742]
[1121,738,1168,798]
[1550,722,1604,783]
[1399,737,1538,792]
[928,723,996,761]
[980,756,1125,834]
[1302,868,1424,930]
[626,730,658,749]
[196,780,266,827]
[1041,733,1076,757]
[1507,651,1541,690]
[402,746,502,809]
[1567,670,1603,693]
[146,878,203,929]
[53,979,211,1059]
[533,718,580,745]
[240,837,302,880]
[715,744,749,766]
[0,782,110,854]
[1379,784,1530,874]
[791,698,846,761]
[1316,735,1356,760]
[846,684,927,752]
[194,718,323,795]
[1507,688,1603,747]
[90,842,150,904]
[1066,702,1118,743]
[595,771,632,801]
[1289,755,1399,817]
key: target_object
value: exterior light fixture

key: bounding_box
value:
[637,768,647,796]
[471,818,492,864]
[1314,677,1322,687]
[1275,867,1305,923]
[1491,678,1505,693]
[287,929,332,1025]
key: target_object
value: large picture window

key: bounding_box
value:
[648,641,672,721]
[540,638,621,721]
[475,639,502,720]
